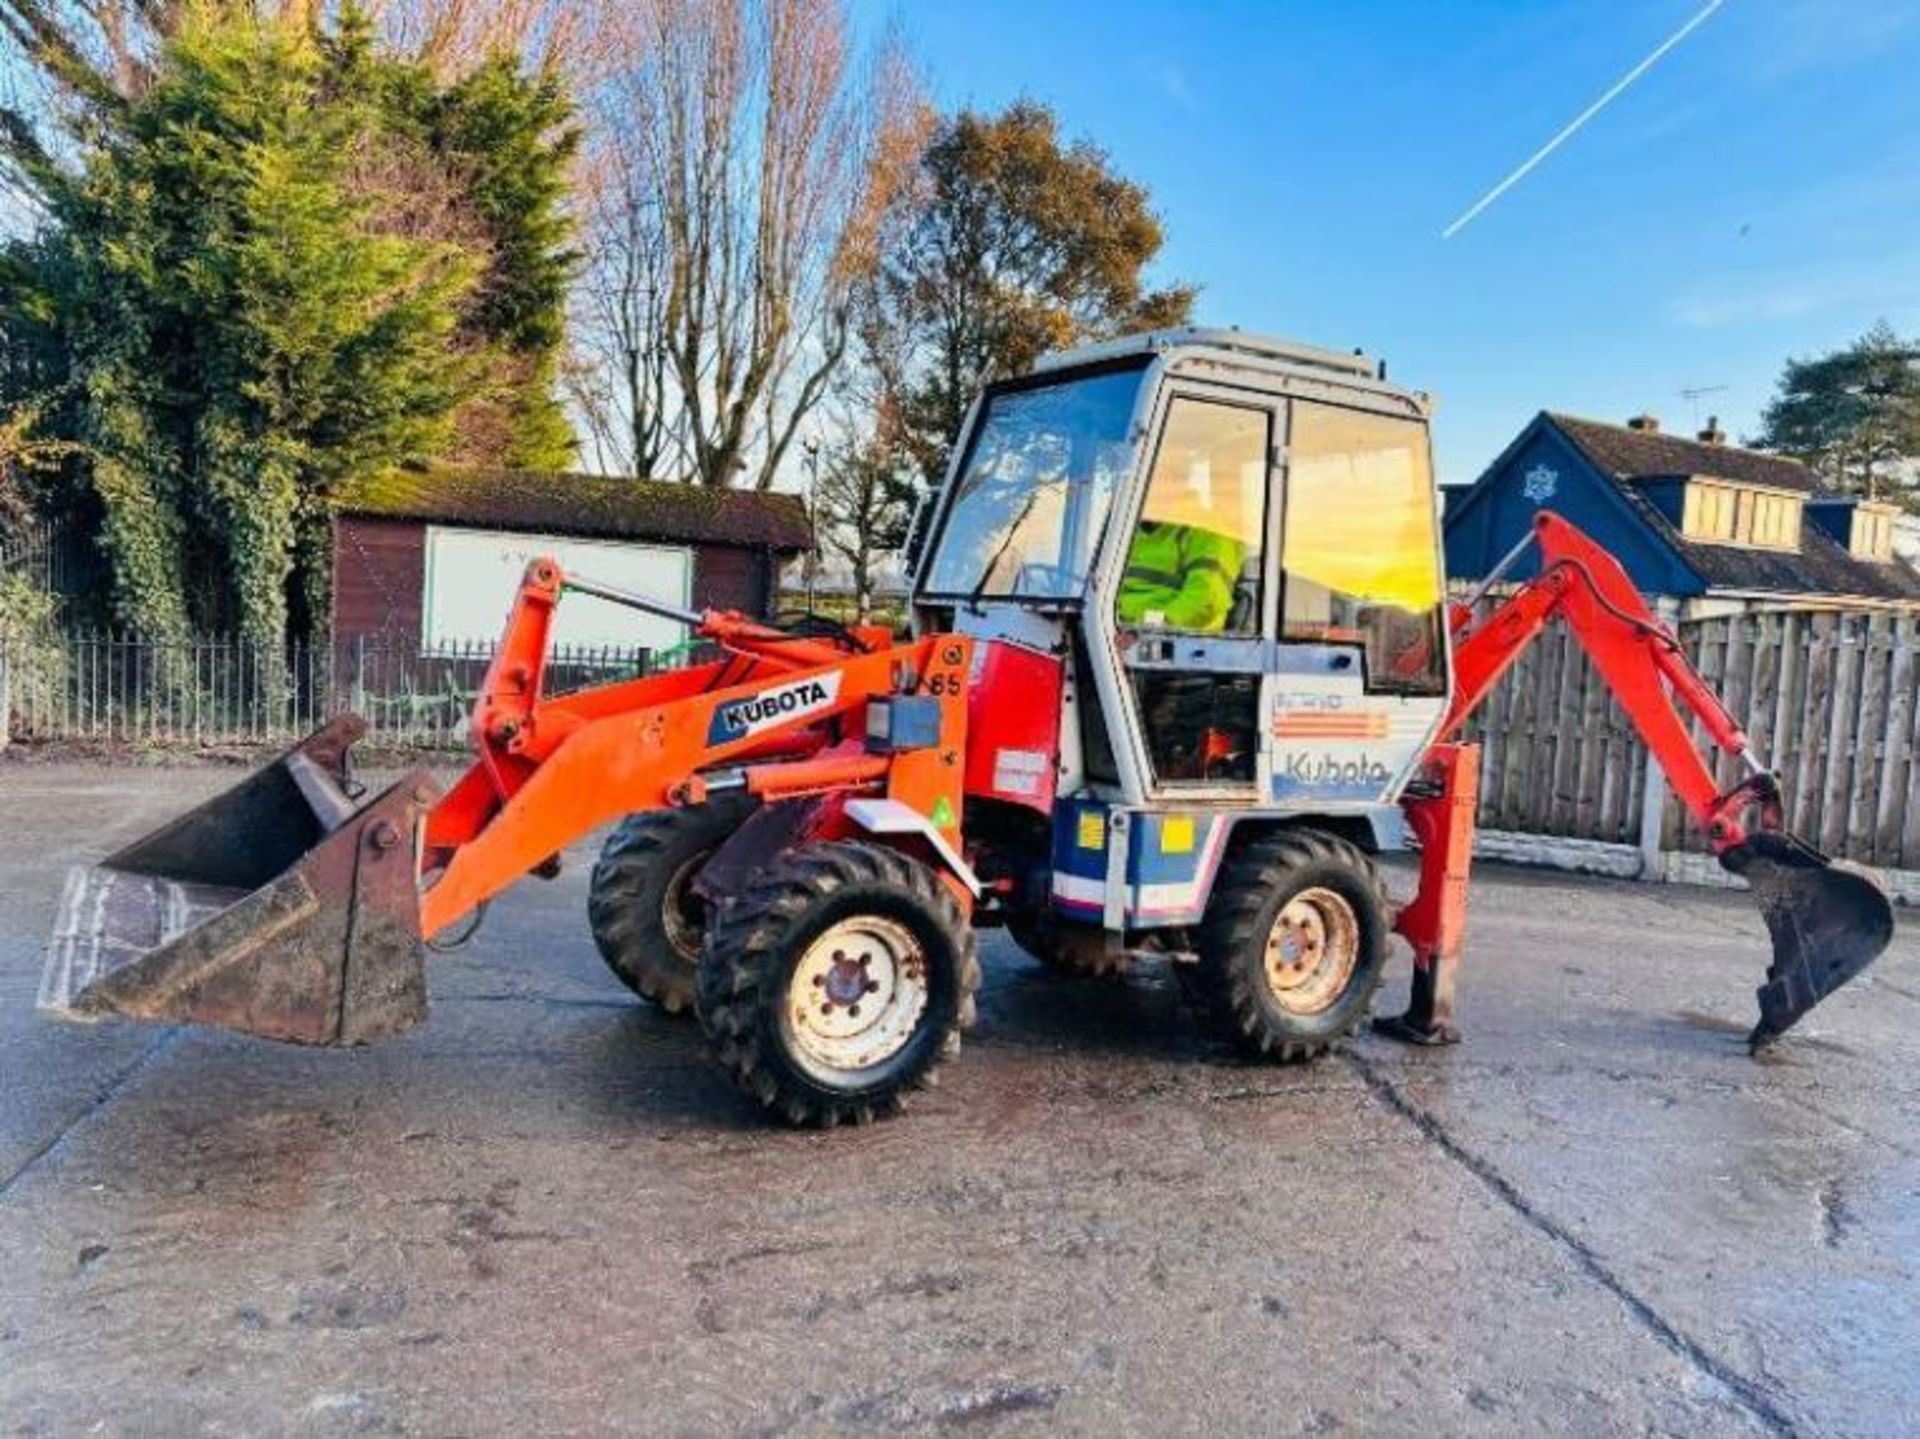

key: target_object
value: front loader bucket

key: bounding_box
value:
[1720,832,1896,1053]
[39,715,438,1047]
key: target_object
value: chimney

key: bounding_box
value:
[1627,413,1661,433]
[1697,415,1726,445]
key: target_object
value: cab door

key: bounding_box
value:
[1267,399,1449,807]
[1109,386,1280,796]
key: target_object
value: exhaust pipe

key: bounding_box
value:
[1719,832,1896,1052]
[40,716,438,1046]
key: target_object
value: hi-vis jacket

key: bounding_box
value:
[1116,521,1244,631]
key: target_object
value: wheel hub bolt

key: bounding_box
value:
[824,953,873,1006]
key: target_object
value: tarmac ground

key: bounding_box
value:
[3,763,1918,1435]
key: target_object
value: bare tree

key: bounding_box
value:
[813,427,912,617]
[572,0,927,488]
[567,134,683,477]
[371,0,582,78]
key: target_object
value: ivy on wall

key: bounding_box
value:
[1,4,578,646]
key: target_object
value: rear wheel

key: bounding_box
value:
[588,794,755,1014]
[1183,828,1390,1061]
[696,842,979,1126]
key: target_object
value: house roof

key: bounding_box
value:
[1542,415,1920,603]
[1550,413,1820,493]
[333,467,812,552]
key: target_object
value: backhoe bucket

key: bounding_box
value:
[1720,832,1896,1052]
[39,716,437,1046]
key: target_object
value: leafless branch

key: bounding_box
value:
[571,0,927,488]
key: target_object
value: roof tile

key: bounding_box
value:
[1551,413,1820,493]
[1548,418,1920,602]
[333,467,812,551]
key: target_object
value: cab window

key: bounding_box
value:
[1282,404,1445,695]
[1116,398,1269,635]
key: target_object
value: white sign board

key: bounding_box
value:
[422,526,694,654]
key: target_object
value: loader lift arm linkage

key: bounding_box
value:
[38,557,978,1051]
[1384,512,1895,1054]
[419,558,976,940]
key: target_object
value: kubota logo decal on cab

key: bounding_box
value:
[707,674,842,745]
[1271,751,1393,802]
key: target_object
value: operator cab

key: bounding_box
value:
[913,328,1451,825]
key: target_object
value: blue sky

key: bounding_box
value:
[865,0,1920,485]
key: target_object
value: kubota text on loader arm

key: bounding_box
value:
[40,327,1897,1127]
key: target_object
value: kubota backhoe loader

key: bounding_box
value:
[41,329,1896,1126]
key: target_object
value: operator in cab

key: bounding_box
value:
[1116,520,1244,631]
[1114,412,1255,633]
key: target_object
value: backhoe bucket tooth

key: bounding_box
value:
[1719,832,1896,1053]
[39,715,437,1047]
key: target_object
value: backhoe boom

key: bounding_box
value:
[1383,512,1893,1052]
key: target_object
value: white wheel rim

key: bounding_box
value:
[783,916,931,1079]
[1263,887,1361,1016]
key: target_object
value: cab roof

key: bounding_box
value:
[1027,328,1430,418]
[1029,327,1379,380]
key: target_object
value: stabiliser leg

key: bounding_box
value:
[1374,743,1479,1047]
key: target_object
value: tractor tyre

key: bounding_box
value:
[1183,827,1391,1062]
[588,793,756,1014]
[1007,911,1128,978]
[695,842,979,1127]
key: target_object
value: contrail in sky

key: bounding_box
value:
[1442,0,1726,239]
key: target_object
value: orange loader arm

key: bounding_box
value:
[1382,511,1893,1054]
[418,558,974,940]
[36,559,977,1050]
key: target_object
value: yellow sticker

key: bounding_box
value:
[1077,811,1106,850]
[1161,815,1195,854]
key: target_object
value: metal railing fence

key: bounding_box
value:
[0,632,674,748]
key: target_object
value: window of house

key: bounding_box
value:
[1683,483,1799,549]
[1683,483,1738,542]
[1855,508,1896,562]
[1749,493,1801,550]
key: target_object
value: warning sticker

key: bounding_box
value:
[1161,815,1195,854]
[1077,811,1106,850]
[991,748,1050,796]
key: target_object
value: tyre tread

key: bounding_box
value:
[587,795,754,1012]
[696,842,980,1127]
[1185,827,1391,1063]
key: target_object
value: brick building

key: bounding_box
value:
[329,467,811,655]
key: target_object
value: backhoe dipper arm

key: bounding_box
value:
[1444,512,1771,850]
[1381,510,1893,1054]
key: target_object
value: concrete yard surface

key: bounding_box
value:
[3,763,1919,1435]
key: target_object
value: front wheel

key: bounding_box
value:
[1183,828,1391,1062]
[696,842,980,1126]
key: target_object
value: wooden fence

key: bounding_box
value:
[1464,610,1920,871]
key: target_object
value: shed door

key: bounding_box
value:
[421,525,692,654]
